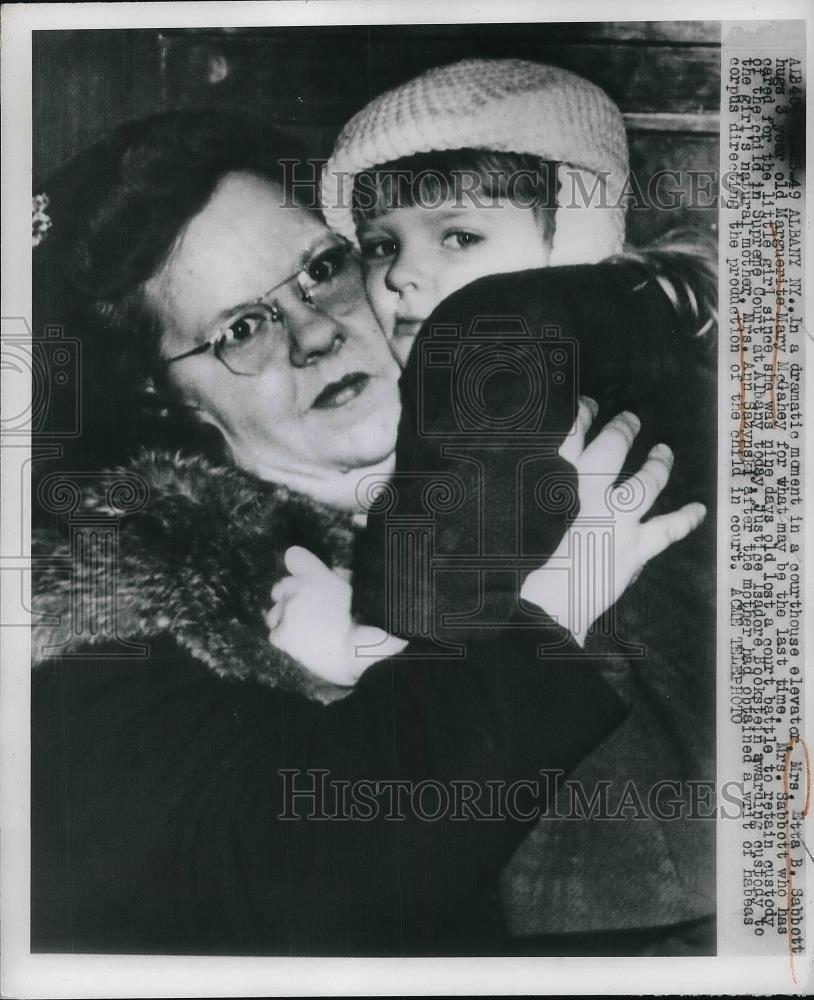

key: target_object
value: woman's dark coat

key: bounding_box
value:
[31,450,625,955]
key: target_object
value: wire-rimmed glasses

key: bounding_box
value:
[163,235,364,375]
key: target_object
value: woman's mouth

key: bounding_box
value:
[312,371,371,410]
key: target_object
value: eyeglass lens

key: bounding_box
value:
[216,243,365,375]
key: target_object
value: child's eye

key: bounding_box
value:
[360,238,398,261]
[442,231,482,250]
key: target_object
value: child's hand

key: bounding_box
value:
[524,408,706,645]
[558,395,599,465]
[265,546,407,687]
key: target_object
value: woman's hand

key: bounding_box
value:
[522,400,706,646]
[266,546,407,686]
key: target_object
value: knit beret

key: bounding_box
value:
[322,58,630,265]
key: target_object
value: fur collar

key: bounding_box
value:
[32,449,356,701]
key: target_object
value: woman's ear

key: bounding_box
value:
[139,376,172,420]
[181,400,233,458]
[152,369,206,423]
[147,372,233,463]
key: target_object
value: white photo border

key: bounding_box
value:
[2,1,813,996]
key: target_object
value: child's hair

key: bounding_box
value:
[352,148,559,246]
[326,58,716,340]
[618,227,718,342]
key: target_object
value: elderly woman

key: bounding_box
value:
[31,108,696,956]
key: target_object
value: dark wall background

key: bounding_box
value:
[33,21,721,246]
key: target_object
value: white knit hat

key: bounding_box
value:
[322,58,629,266]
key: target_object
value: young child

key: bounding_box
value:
[268,58,714,681]
[267,58,715,955]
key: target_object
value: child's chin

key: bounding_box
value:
[390,329,419,366]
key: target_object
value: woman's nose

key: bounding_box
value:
[287,303,346,367]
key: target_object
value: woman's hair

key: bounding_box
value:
[352,149,558,246]
[32,108,311,476]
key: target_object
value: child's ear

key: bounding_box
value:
[532,205,556,266]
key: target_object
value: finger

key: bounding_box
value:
[558,396,598,465]
[265,600,286,631]
[353,626,410,660]
[580,395,599,422]
[270,575,302,604]
[627,443,674,516]
[579,411,641,477]
[638,502,707,565]
[284,545,332,578]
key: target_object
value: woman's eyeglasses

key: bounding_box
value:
[163,236,364,376]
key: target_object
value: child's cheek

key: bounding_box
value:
[363,269,398,341]
[389,331,417,368]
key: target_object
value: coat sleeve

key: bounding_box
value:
[352,258,703,639]
[32,620,626,955]
[429,260,706,396]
